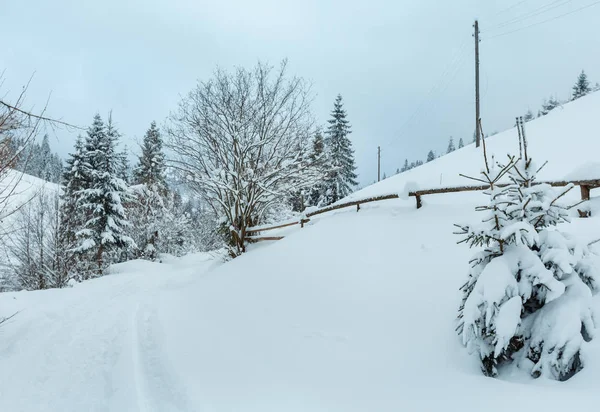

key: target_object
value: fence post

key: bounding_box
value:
[416,195,422,209]
[357,204,360,212]
[578,185,591,218]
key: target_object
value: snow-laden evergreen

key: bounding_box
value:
[447,137,455,154]
[426,150,435,162]
[129,121,171,260]
[539,96,561,117]
[324,94,357,204]
[456,128,598,380]
[572,70,591,101]
[458,138,464,149]
[74,114,134,275]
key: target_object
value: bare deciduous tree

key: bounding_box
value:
[167,60,323,256]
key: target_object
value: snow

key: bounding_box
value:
[344,91,600,201]
[2,94,600,409]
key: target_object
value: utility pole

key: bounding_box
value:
[377,146,381,182]
[474,19,481,148]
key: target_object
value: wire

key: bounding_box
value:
[492,0,531,17]
[488,0,600,39]
[488,0,572,30]
[379,39,470,150]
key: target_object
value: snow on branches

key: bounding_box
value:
[167,60,324,257]
[456,118,598,381]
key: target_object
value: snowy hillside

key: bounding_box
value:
[347,91,600,201]
[0,169,59,223]
[2,95,600,411]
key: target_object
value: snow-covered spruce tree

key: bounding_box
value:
[167,60,323,257]
[307,130,329,207]
[401,159,409,172]
[539,96,560,116]
[447,137,455,154]
[572,70,591,101]
[426,150,435,162]
[130,121,169,260]
[456,121,597,380]
[58,134,90,280]
[524,109,534,123]
[324,94,358,205]
[75,114,134,276]
[458,138,464,149]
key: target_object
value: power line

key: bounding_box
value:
[492,0,531,17]
[379,39,470,150]
[488,0,571,30]
[488,0,600,39]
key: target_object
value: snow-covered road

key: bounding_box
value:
[0,254,217,412]
[2,197,600,411]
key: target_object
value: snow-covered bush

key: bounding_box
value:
[456,122,598,380]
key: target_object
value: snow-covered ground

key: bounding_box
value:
[2,94,600,411]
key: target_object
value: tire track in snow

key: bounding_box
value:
[132,299,191,412]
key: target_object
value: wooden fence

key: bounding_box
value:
[247,179,599,242]
[408,179,600,209]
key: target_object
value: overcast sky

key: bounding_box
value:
[2,0,599,186]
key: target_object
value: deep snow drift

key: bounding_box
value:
[2,94,600,411]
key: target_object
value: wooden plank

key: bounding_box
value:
[246,194,399,236]
[306,194,399,218]
[408,180,600,198]
[247,236,284,242]
[246,220,302,235]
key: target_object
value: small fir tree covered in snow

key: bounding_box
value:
[524,109,534,122]
[447,137,455,154]
[307,130,328,207]
[401,159,409,172]
[324,94,358,204]
[458,138,464,149]
[59,135,89,279]
[456,119,598,380]
[130,121,170,260]
[572,70,591,101]
[539,96,561,116]
[426,150,435,162]
[75,114,134,275]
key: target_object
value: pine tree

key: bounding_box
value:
[59,135,89,280]
[129,122,170,260]
[395,168,400,175]
[134,121,166,191]
[458,138,464,149]
[324,95,358,204]
[447,137,455,154]
[401,159,409,172]
[456,127,597,381]
[426,150,435,162]
[75,114,134,275]
[539,96,560,116]
[382,172,387,180]
[524,109,534,122]
[39,134,53,181]
[117,146,131,184]
[308,130,327,207]
[572,70,591,100]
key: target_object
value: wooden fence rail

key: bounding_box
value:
[246,194,399,237]
[408,179,600,209]
[247,179,599,242]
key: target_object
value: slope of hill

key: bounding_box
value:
[1,95,600,411]
[347,91,600,201]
